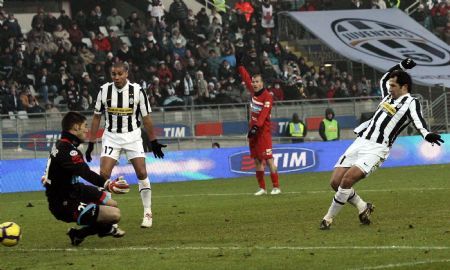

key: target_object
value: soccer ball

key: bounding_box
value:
[0,222,22,247]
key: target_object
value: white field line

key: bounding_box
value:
[3,245,450,253]
[352,259,450,270]
[3,187,450,204]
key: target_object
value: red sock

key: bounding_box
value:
[256,171,265,189]
[270,172,279,188]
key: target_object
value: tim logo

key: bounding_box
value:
[229,147,316,174]
[331,19,450,66]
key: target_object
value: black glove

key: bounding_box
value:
[85,142,94,162]
[400,58,416,70]
[150,139,167,158]
[425,133,444,146]
[247,125,259,139]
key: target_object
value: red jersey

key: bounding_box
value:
[238,66,273,160]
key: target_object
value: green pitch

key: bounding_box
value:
[1,164,450,270]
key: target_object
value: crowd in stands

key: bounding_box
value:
[0,0,448,115]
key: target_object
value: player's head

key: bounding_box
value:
[251,74,264,92]
[111,61,129,89]
[61,111,88,141]
[388,70,412,99]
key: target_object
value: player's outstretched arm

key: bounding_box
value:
[380,58,416,98]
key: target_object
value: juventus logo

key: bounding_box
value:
[331,18,450,66]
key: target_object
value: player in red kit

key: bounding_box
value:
[236,53,280,195]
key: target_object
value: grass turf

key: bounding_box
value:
[1,164,450,270]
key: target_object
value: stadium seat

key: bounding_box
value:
[305,116,323,131]
[26,74,35,85]
[82,38,92,48]
[17,111,28,120]
[99,26,109,37]
[120,36,132,47]
[8,111,16,120]
[109,25,124,36]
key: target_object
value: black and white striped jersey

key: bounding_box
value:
[353,69,429,147]
[94,80,151,133]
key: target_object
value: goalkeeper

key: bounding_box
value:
[42,112,130,246]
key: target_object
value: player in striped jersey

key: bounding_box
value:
[320,58,444,230]
[85,61,166,228]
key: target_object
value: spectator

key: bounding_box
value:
[117,43,132,62]
[181,72,195,107]
[169,0,188,24]
[268,81,284,101]
[68,23,84,47]
[148,0,165,22]
[74,10,87,34]
[93,5,107,26]
[6,13,21,38]
[36,67,58,104]
[31,7,45,29]
[19,87,43,113]
[92,32,111,52]
[57,9,72,30]
[234,0,254,23]
[80,86,93,110]
[64,77,81,110]
[53,24,72,51]
[45,102,61,116]
[261,0,275,30]
[106,8,126,31]
[43,12,58,33]
[2,84,22,113]
[319,108,340,141]
[286,113,307,143]
[157,61,173,81]
[371,0,387,9]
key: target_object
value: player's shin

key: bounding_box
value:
[138,177,152,214]
[256,171,266,189]
[323,186,352,221]
[347,188,367,213]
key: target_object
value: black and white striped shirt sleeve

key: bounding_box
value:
[94,88,104,115]
[408,99,429,138]
[138,87,152,117]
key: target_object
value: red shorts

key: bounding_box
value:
[249,134,273,160]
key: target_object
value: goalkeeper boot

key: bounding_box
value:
[67,228,85,246]
[359,203,375,225]
[141,212,153,228]
[254,188,267,196]
[319,219,332,230]
[270,188,281,195]
[111,224,126,237]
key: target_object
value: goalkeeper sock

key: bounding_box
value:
[270,172,279,188]
[347,188,367,213]
[139,177,152,214]
[96,224,115,237]
[323,186,352,221]
[76,226,99,238]
[256,171,266,190]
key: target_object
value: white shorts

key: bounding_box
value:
[101,129,145,161]
[334,137,390,176]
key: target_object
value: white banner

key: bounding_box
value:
[288,9,450,87]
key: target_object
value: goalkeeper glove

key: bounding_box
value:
[85,142,94,162]
[150,139,167,159]
[104,176,130,194]
[425,133,444,146]
[247,125,259,138]
[400,58,416,70]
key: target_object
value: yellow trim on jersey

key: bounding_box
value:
[107,107,133,116]
[381,102,396,116]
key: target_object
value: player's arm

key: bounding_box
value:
[236,53,254,94]
[407,99,443,147]
[380,58,416,98]
[353,119,371,136]
[85,88,104,161]
[58,147,129,193]
[139,87,166,158]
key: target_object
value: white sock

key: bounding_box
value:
[323,186,352,221]
[347,188,367,213]
[138,177,151,214]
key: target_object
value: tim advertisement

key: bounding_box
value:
[1,135,449,193]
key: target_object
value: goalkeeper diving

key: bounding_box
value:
[42,111,130,246]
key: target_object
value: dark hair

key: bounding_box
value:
[62,111,86,131]
[389,70,412,92]
[112,61,129,72]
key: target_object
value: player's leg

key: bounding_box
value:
[254,158,267,196]
[99,157,119,179]
[266,158,281,195]
[321,166,365,230]
[130,156,153,228]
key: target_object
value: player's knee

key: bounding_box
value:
[330,181,339,191]
[340,176,355,189]
[110,208,121,224]
[138,178,151,192]
[135,169,148,180]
